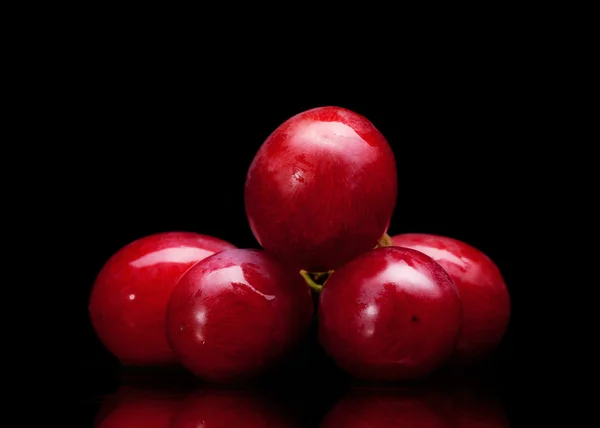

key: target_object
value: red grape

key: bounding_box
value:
[318,246,462,381]
[391,233,510,362]
[166,248,313,383]
[244,106,397,271]
[89,231,235,365]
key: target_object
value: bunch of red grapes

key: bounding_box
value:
[89,106,510,383]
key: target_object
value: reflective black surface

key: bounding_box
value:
[79,325,512,427]
[80,365,510,427]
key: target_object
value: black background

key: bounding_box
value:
[70,57,525,425]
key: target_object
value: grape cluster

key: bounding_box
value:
[89,106,510,383]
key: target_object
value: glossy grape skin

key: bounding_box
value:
[318,246,462,381]
[391,233,510,362]
[166,248,314,383]
[89,232,236,365]
[244,106,397,272]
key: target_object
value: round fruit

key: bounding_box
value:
[165,248,314,383]
[244,106,397,272]
[318,246,462,381]
[89,232,236,365]
[391,233,510,362]
[169,389,290,427]
[320,389,451,428]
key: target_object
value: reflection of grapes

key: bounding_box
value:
[169,389,292,428]
[93,386,183,428]
[434,384,510,428]
[321,380,509,428]
[320,389,450,428]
